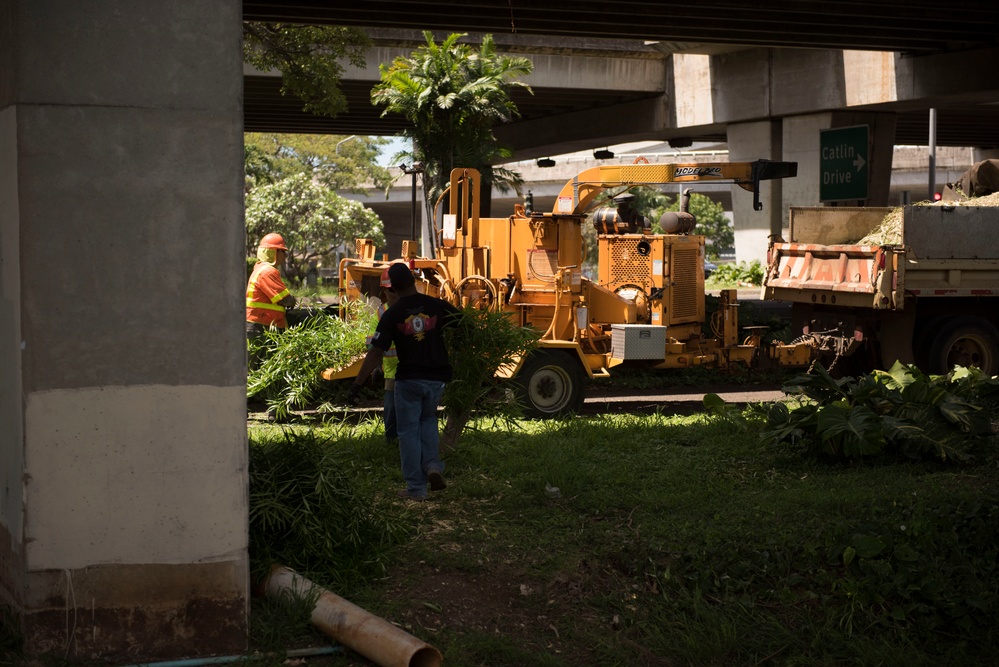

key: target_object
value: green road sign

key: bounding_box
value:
[820,125,869,202]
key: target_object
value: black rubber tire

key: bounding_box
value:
[927,316,999,375]
[512,350,586,419]
[912,316,946,371]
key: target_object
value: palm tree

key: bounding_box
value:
[371,31,533,222]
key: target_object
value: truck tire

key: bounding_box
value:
[512,350,586,418]
[912,316,946,371]
[927,317,999,375]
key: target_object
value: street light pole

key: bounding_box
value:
[334,135,358,155]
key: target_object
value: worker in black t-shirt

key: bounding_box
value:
[349,263,461,501]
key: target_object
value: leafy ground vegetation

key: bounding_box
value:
[241,362,999,667]
[705,260,765,289]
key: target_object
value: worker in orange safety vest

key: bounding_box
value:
[246,233,296,366]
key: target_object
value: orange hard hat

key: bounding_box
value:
[259,233,288,251]
[380,269,392,289]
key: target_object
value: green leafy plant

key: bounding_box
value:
[441,307,540,450]
[247,301,376,420]
[749,362,998,461]
[248,428,409,591]
[707,260,764,286]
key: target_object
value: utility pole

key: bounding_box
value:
[399,162,425,245]
[928,108,937,200]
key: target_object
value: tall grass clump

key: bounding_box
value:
[248,428,409,592]
[0,605,22,666]
[248,585,325,656]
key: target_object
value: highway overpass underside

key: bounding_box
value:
[246,32,999,263]
[333,42,999,263]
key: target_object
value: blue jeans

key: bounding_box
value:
[394,379,446,496]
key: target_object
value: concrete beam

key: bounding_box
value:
[494,95,709,161]
[247,41,666,94]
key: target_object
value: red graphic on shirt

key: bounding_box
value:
[399,312,437,341]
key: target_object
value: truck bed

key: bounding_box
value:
[762,205,999,310]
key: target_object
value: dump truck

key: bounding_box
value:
[761,203,999,375]
[328,160,811,417]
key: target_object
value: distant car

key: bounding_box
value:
[704,260,718,278]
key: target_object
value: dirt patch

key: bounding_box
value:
[368,556,668,667]
[385,569,564,645]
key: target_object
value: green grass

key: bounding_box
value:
[0,605,22,666]
[247,407,999,666]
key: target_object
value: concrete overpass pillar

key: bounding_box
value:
[727,120,784,264]
[729,111,896,263]
[0,1,248,662]
[782,111,896,210]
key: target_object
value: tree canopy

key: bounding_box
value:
[371,32,533,220]
[245,173,385,283]
[244,132,394,193]
[242,22,369,118]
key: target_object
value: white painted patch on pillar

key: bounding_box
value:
[782,113,832,208]
[24,385,247,570]
[843,51,898,107]
[674,54,714,128]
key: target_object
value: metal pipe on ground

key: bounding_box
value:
[265,566,442,667]
[123,646,342,667]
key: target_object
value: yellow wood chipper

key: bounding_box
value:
[327,159,813,417]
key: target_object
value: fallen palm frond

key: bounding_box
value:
[441,307,539,450]
[248,300,376,420]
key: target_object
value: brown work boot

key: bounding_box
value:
[428,470,446,491]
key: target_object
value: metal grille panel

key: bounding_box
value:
[672,247,699,320]
[609,239,650,285]
[620,165,672,183]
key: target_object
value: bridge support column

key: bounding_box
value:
[782,111,896,210]
[728,120,784,265]
[1,1,248,662]
[729,111,896,263]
